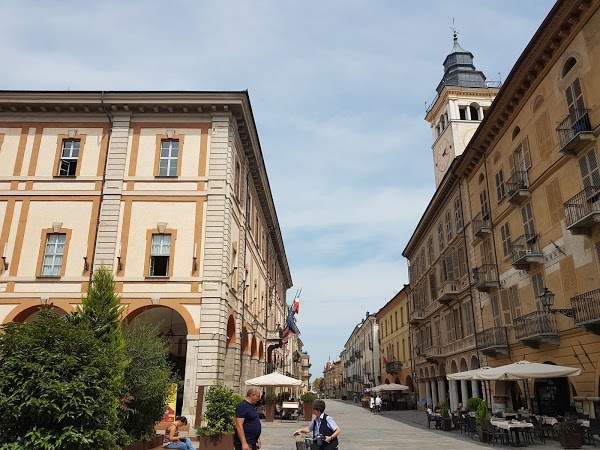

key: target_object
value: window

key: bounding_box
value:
[445,211,453,243]
[150,234,171,276]
[42,233,66,276]
[158,140,179,177]
[491,294,502,328]
[234,161,242,200]
[495,169,506,202]
[480,190,490,219]
[565,77,585,115]
[463,301,474,336]
[500,222,511,257]
[438,223,444,251]
[579,149,600,188]
[532,272,545,311]
[454,197,463,231]
[426,237,434,265]
[521,203,536,236]
[58,139,80,176]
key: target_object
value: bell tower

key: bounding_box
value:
[425,30,500,187]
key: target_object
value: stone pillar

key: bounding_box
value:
[461,380,469,406]
[465,105,472,120]
[449,380,460,411]
[425,381,432,408]
[438,379,447,405]
[479,106,484,120]
[431,380,439,407]
[471,380,481,399]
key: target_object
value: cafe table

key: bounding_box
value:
[491,419,534,447]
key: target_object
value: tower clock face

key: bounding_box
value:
[436,139,451,172]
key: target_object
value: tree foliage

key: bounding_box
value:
[121,319,176,442]
[0,310,119,449]
[196,384,243,436]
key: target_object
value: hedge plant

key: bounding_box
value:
[196,384,243,436]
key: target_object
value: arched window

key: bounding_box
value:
[562,57,577,77]
[469,105,479,120]
[533,95,544,113]
[512,126,521,140]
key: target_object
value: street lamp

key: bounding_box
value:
[539,286,574,318]
[241,319,259,336]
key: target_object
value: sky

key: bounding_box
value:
[1,0,556,381]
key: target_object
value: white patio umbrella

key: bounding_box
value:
[244,371,304,387]
[371,383,409,392]
[472,360,581,380]
[447,366,495,380]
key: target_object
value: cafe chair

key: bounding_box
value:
[483,419,508,446]
[585,418,600,447]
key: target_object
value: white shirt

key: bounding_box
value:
[375,397,382,406]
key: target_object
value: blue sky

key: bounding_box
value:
[1,0,555,381]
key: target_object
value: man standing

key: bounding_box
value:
[234,387,262,450]
[375,395,382,414]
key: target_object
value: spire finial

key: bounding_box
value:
[450,18,459,42]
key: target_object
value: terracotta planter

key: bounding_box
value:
[199,433,234,450]
[559,432,583,449]
[120,435,163,450]
[265,401,276,422]
[303,401,314,420]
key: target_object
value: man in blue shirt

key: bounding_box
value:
[294,399,341,449]
[234,387,262,450]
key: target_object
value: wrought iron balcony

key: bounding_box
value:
[473,264,500,292]
[425,345,444,364]
[472,211,491,239]
[506,170,530,204]
[511,234,544,269]
[355,350,362,358]
[571,288,600,335]
[436,279,460,304]
[564,186,600,234]
[514,310,559,348]
[409,308,425,325]
[349,355,355,363]
[557,108,595,156]
[386,361,403,374]
[476,327,509,356]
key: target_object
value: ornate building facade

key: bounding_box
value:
[0,91,294,423]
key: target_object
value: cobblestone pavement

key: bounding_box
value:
[259,400,568,450]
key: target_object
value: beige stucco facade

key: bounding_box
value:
[405,0,600,418]
[0,91,296,424]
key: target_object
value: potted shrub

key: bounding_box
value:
[264,392,278,423]
[300,392,317,420]
[439,401,452,431]
[467,397,483,412]
[196,384,243,450]
[475,401,491,443]
[555,416,583,449]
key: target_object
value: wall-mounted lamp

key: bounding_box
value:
[40,297,53,309]
[1,243,8,271]
[117,256,123,271]
[83,255,89,272]
[241,319,259,336]
[539,286,574,318]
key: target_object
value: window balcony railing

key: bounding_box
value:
[355,350,362,359]
[472,211,491,239]
[436,279,460,304]
[511,234,544,270]
[349,355,355,363]
[557,108,595,156]
[513,310,559,348]
[506,170,530,204]
[409,308,425,325]
[564,186,600,234]
[386,361,403,374]
[571,288,600,335]
[476,327,509,356]
[473,264,500,292]
[425,345,444,364]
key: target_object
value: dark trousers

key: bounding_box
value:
[234,442,258,450]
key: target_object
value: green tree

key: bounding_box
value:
[0,310,119,449]
[313,377,324,392]
[196,384,243,436]
[121,319,176,442]
[74,266,129,444]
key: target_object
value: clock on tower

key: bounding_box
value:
[436,138,452,173]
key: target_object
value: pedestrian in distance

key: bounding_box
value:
[369,395,375,413]
[294,399,341,449]
[234,386,262,450]
[375,395,382,413]
[163,416,197,450]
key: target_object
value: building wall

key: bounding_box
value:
[0,92,293,424]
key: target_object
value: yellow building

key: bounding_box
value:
[406,0,600,417]
[323,360,342,399]
[0,91,294,423]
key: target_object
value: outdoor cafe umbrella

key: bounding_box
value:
[244,371,304,387]
[447,366,496,380]
[370,383,409,392]
[470,360,581,381]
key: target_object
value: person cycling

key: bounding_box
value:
[294,399,341,449]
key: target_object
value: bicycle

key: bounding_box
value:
[294,433,325,450]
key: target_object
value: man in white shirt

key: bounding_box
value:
[375,395,382,413]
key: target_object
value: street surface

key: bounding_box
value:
[259,400,567,450]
